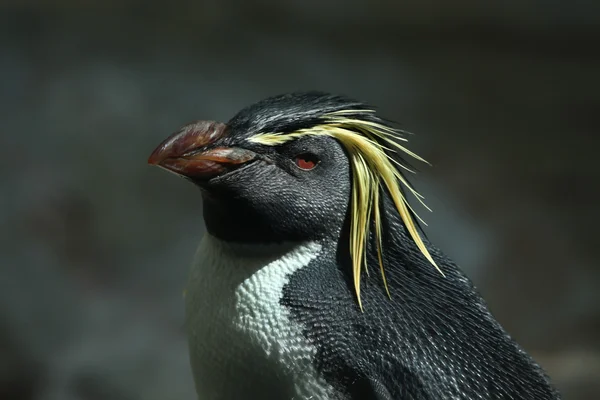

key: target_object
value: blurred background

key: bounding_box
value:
[1,1,599,399]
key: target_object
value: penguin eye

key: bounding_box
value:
[293,153,319,171]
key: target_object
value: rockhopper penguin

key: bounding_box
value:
[148,92,560,399]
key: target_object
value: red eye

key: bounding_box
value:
[294,153,319,170]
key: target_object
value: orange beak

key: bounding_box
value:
[148,121,256,179]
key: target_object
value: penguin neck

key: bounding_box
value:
[201,193,276,243]
[201,191,342,247]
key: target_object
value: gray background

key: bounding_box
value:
[1,1,599,399]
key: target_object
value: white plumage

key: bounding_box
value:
[185,234,336,400]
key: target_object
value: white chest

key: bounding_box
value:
[184,234,336,400]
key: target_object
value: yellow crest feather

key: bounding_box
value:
[247,110,444,310]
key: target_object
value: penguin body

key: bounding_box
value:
[149,92,561,399]
[280,196,558,399]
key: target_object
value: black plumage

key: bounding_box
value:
[283,193,559,399]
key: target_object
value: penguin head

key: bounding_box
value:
[149,91,440,306]
[148,92,360,243]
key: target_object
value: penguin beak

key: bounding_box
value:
[148,121,256,180]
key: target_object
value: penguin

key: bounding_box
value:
[148,92,561,400]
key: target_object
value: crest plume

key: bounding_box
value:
[248,108,443,310]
